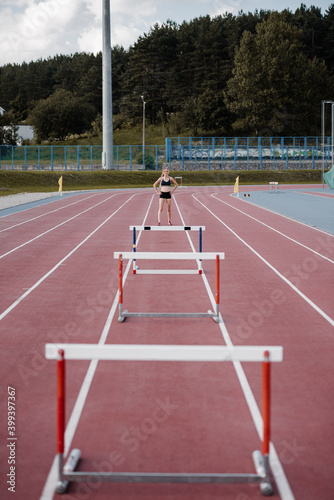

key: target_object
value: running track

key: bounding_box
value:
[0,185,333,500]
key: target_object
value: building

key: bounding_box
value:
[1,107,35,144]
[17,125,34,144]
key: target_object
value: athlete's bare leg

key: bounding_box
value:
[166,199,172,223]
[158,198,165,223]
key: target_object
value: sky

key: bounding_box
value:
[0,0,332,67]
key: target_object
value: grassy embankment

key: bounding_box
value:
[0,169,322,197]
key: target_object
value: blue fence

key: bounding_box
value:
[165,136,333,170]
[0,145,166,171]
[0,137,333,171]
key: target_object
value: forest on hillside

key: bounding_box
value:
[1,4,334,144]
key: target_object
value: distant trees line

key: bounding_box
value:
[1,4,334,144]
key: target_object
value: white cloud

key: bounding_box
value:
[112,24,143,48]
[0,0,91,64]
[76,0,161,51]
[20,0,80,38]
[0,0,331,66]
[209,0,241,17]
[78,26,102,54]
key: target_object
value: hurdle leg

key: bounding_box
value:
[208,255,221,322]
[55,350,81,494]
[55,349,67,494]
[260,351,273,496]
[215,254,219,318]
[199,227,203,274]
[118,254,126,322]
[132,228,137,274]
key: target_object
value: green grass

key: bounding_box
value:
[0,169,322,197]
[43,123,169,146]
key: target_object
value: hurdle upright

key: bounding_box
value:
[130,225,205,274]
[45,343,283,496]
[115,251,224,323]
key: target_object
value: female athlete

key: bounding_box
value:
[153,167,178,225]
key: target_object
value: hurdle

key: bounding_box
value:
[269,182,278,193]
[115,252,224,323]
[130,225,205,274]
[175,176,182,186]
[45,343,283,496]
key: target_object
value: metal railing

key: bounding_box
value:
[0,145,165,171]
[166,136,333,170]
[0,138,332,171]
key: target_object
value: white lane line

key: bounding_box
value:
[174,197,295,500]
[39,196,155,500]
[0,194,137,321]
[0,193,119,259]
[0,193,99,232]
[193,194,334,327]
[211,193,334,264]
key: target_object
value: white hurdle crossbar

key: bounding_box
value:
[114,252,224,323]
[45,343,283,496]
[130,226,205,274]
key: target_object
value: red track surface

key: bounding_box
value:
[0,186,333,500]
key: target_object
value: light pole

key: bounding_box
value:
[102,0,113,170]
[141,95,145,170]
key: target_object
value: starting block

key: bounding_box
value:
[130,226,205,274]
[45,343,283,496]
[269,182,278,193]
[114,251,224,323]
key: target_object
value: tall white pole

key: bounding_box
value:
[102,0,113,169]
[141,95,145,169]
[332,101,334,167]
[322,100,325,190]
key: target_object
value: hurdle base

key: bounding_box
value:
[134,269,202,275]
[61,471,263,484]
[57,450,271,495]
[119,310,220,323]
[253,451,273,496]
[118,304,126,323]
[56,449,81,494]
[208,309,221,323]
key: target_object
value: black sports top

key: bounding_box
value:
[161,177,171,186]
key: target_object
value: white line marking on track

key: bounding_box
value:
[193,194,334,327]
[39,195,155,500]
[0,193,119,259]
[211,193,334,264]
[0,194,137,321]
[0,193,98,232]
[174,197,295,500]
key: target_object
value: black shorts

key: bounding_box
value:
[160,191,171,199]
